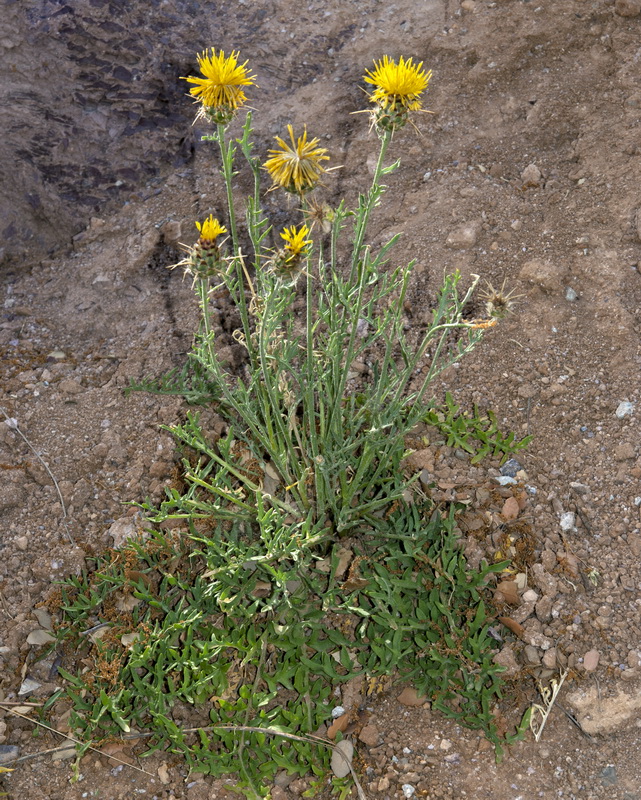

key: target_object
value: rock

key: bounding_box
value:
[330,739,353,778]
[530,564,558,596]
[521,163,542,186]
[615,401,634,418]
[493,645,520,677]
[397,686,428,707]
[518,258,565,293]
[614,0,641,17]
[522,631,553,650]
[58,378,84,395]
[512,600,535,624]
[542,647,558,669]
[106,516,139,548]
[501,496,520,521]
[565,287,578,301]
[0,745,20,765]
[614,442,635,461]
[358,724,380,747]
[271,788,289,800]
[522,589,539,603]
[401,784,416,798]
[627,533,641,557]
[26,629,56,646]
[18,677,42,695]
[535,596,553,623]
[445,221,480,249]
[523,645,541,665]
[566,684,641,734]
[500,458,522,477]
[583,649,600,672]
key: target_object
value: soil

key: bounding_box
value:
[2,0,641,798]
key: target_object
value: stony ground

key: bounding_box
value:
[1,0,641,798]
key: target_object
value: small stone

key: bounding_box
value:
[500,458,522,477]
[493,645,520,677]
[331,739,353,778]
[397,687,427,707]
[402,785,416,799]
[58,379,83,395]
[521,163,542,186]
[565,287,578,301]
[559,512,576,531]
[501,496,520,521]
[531,564,558,596]
[18,678,41,695]
[523,645,541,665]
[26,629,56,646]
[522,589,539,603]
[522,631,553,650]
[46,350,67,361]
[445,221,480,249]
[614,0,641,17]
[535,596,553,624]
[614,442,635,461]
[439,738,452,751]
[358,724,380,747]
[15,535,28,551]
[0,745,20,765]
[627,534,641,557]
[377,776,390,792]
[518,258,565,293]
[583,649,600,671]
[512,600,535,624]
[615,401,634,419]
[271,788,288,800]
[542,648,558,669]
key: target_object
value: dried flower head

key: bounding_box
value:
[303,197,335,234]
[182,49,256,125]
[364,55,432,131]
[264,125,329,195]
[479,279,523,319]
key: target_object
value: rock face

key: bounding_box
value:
[1,0,205,261]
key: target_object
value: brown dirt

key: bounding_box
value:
[2,1,641,798]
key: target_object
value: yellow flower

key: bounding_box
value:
[264,125,329,194]
[280,224,311,258]
[363,55,432,131]
[183,49,256,124]
[195,214,227,242]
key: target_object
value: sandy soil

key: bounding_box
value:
[1,1,641,798]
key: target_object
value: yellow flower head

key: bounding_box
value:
[364,55,432,131]
[280,224,312,259]
[264,125,329,195]
[183,49,256,124]
[195,214,227,242]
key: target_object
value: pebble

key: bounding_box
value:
[521,163,542,186]
[0,745,20,765]
[445,221,480,249]
[559,512,576,532]
[397,687,427,707]
[615,401,634,418]
[358,724,380,747]
[565,287,578,301]
[543,648,558,669]
[583,649,600,671]
[402,784,416,798]
[614,0,641,18]
[330,739,353,778]
[524,645,541,665]
[500,458,522,477]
